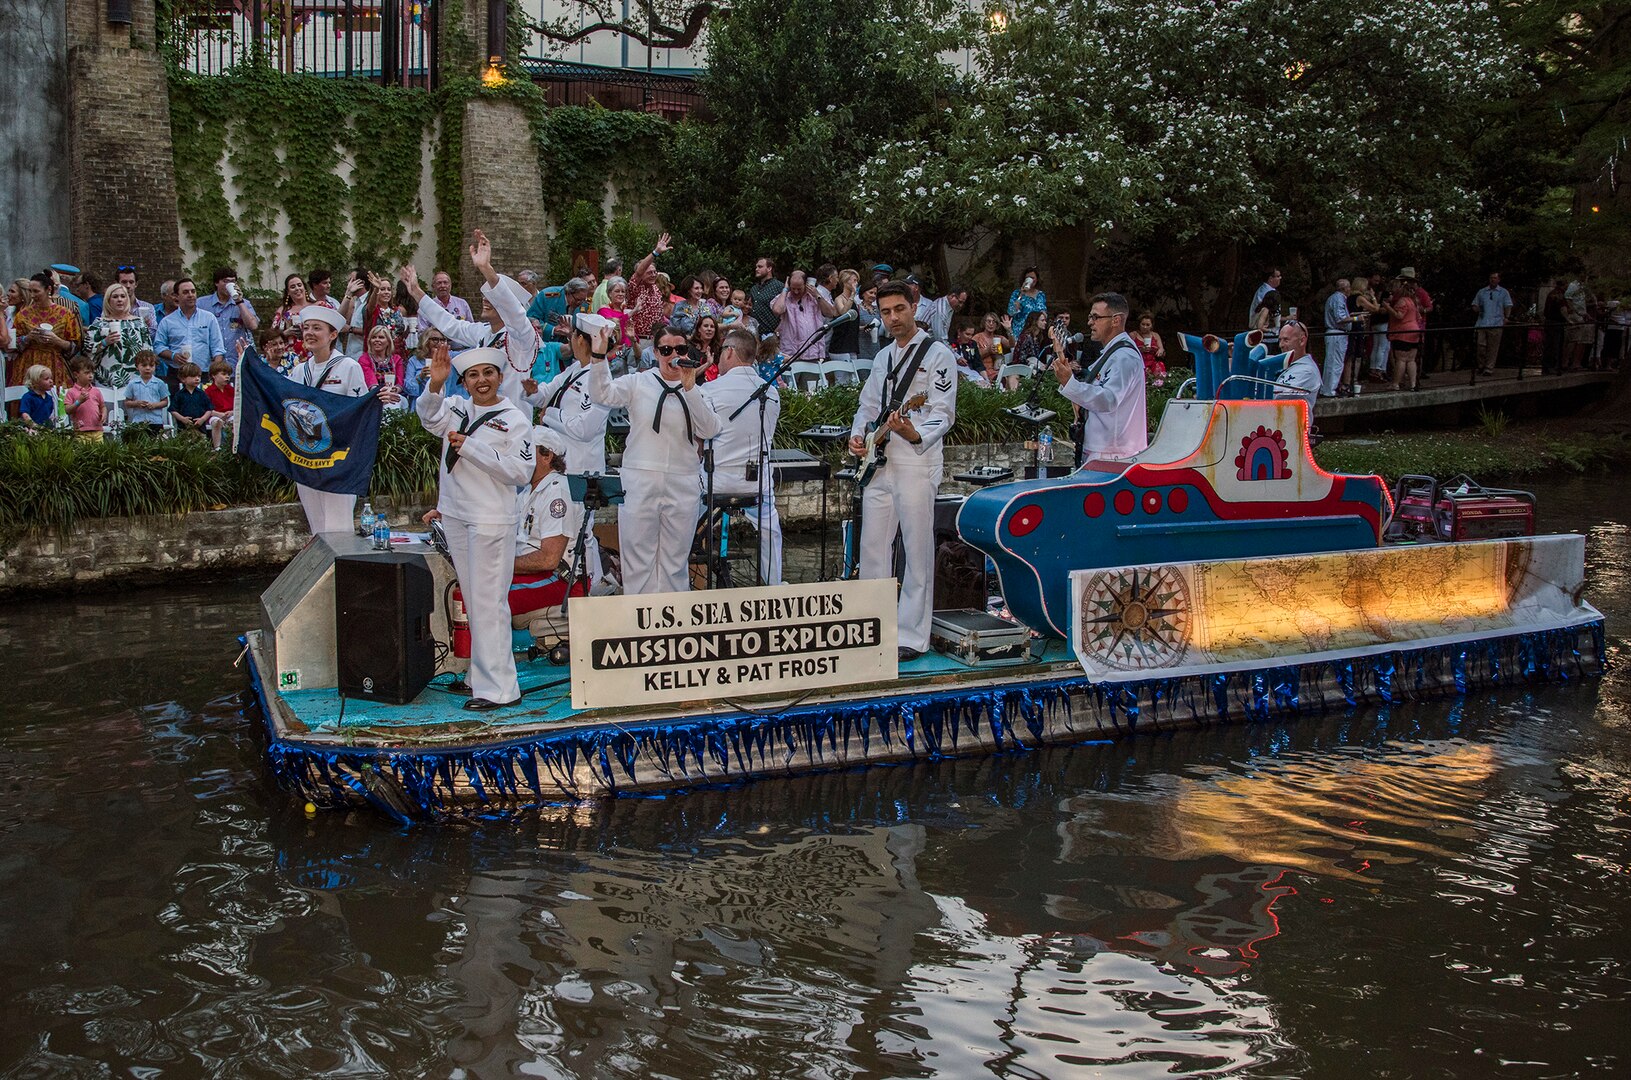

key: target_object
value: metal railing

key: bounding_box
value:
[517,56,704,117]
[168,0,437,87]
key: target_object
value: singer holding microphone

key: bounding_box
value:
[587,321,721,595]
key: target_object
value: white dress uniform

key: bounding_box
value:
[288,345,370,534]
[588,362,722,595]
[1274,353,1323,434]
[1060,331,1147,460]
[849,329,958,653]
[700,364,783,585]
[516,471,585,576]
[416,350,534,705]
[536,360,610,475]
[417,274,538,409]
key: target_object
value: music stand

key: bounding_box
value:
[1003,381,1060,479]
[564,473,623,612]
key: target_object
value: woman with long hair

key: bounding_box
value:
[1007,267,1048,330]
[271,273,311,361]
[974,311,1015,384]
[10,272,82,394]
[1014,309,1051,371]
[691,314,722,381]
[360,323,407,391]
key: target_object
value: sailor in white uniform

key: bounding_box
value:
[1051,291,1147,461]
[701,325,784,585]
[847,281,958,661]
[1272,320,1322,435]
[509,426,589,619]
[587,321,722,595]
[400,230,538,408]
[533,313,616,580]
[287,305,395,533]
[416,343,535,711]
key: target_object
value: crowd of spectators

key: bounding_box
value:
[5,249,1626,443]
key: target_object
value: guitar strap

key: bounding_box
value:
[880,339,929,424]
[1081,339,1140,384]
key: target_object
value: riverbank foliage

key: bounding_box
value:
[1317,427,1631,486]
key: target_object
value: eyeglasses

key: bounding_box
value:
[1085,312,1122,323]
[654,344,686,357]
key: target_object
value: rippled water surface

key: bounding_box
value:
[2,477,1629,1078]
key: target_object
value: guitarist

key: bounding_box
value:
[847,280,958,663]
[1051,291,1147,466]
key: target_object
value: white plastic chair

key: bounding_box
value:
[103,383,124,434]
[823,356,858,386]
[998,363,1033,391]
[788,361,825,393]
[854,355,875,383]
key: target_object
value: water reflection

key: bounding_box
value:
[0,473,1628,1077]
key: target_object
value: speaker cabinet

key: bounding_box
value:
[335,554,435,705]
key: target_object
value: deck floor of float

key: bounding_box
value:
[250,630,1083,748]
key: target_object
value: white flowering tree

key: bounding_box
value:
[852,0,1525,312]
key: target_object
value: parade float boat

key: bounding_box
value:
[242,335,1605,821]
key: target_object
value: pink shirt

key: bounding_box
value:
[65,384,103,431]
[1389,295,1421,344]
[777,290,826,359]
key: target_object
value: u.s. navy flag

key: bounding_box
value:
[233,351,383,495]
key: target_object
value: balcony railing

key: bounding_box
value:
[518,56,704,119]
[167,0,438,87]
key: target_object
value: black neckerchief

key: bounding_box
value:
[650,372,694,442]
[546,365,586,412]
[446,405,506,471]
[305,356,341,390]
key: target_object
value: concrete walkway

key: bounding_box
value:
[1314,368,1617,419]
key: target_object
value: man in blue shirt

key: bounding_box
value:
[196,266,260,358]
[49,263,92,326]
[1472,271,1513,375]
[525,276,590,344]
[154,278,225,392]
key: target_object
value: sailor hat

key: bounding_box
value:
[532,425,568,457]
[569,311,616,336]
[299,305,348,332]
[452,346,506,376]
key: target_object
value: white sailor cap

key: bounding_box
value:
[452,346,506,377]
[569,311,615,336]
[531,425,567,457]
[298,305,347,332]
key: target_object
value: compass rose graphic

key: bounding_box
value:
[1079,565,1193,670]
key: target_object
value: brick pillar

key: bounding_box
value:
[64,0,183,286]
[457,97,547,296]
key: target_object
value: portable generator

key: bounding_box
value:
[1385,474,1536,543]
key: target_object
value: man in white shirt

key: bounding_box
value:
[430,269,474,321]
[1248,268,1282,329]
[1273,320,1323,435]
[400,230,537,407]
[1052,291,1146,462]
[588,321,722,595]
[848,281,958,661]
[701,326,784,585]
[916,285,969,342]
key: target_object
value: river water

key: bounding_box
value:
[1,477,1628,1078]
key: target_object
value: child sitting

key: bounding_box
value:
[121,349,170,438]
[17,365,59,430]
[63,356,106,440]
[170,361,214,439]
[203,359,235,448]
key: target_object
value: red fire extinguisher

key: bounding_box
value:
[450,587,471,659]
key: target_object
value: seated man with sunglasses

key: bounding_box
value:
[587,321,722,595]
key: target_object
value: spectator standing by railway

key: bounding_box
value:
[1472,272,1513,375]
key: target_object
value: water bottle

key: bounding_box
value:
[359,500,375,538]
[373,514,390,551]
[1038,430,1054,464]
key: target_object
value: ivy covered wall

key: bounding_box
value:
[167,64,670,291]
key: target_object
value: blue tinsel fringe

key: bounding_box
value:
[244,622,1606,823]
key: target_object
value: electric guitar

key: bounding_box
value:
[854,391,928,488]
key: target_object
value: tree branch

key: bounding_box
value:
[527,2,720,51]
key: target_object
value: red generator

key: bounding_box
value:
[1385,475,1535,542]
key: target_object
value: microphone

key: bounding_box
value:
[819,308,859,333]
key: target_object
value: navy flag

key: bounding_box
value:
[233,349,383,495]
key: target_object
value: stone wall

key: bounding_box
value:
[0,0,71,278]
[457,97,552,297]
[66,0,183,282]
[0,498,431,598]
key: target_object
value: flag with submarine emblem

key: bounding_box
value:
[234,349,383,495]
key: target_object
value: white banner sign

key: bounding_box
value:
[568,580,900,710]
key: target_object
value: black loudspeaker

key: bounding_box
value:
[336,553,436,705]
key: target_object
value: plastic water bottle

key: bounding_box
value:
[359,500,376,538]
[373,514,390,551]
[1038,430,1054,464]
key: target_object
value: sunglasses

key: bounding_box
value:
[117,265,136,274]
[654,344,687,357]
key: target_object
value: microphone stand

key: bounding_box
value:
[729,314,851,585]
